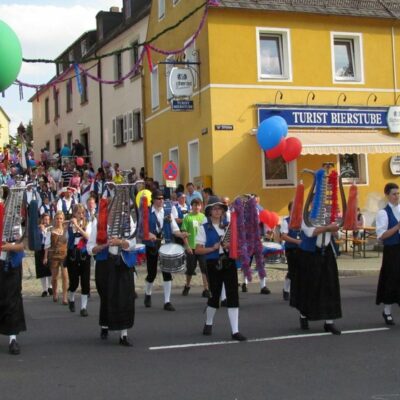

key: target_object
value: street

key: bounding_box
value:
[1,275,399,400]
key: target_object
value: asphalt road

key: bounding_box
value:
[1,275,400,400]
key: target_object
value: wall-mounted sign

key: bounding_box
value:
[387,106,400,133]
[215,125,234,131]
[258,106,389,129]
[169,67,194,98]
[171,99,194,111]
[390,155,400,175]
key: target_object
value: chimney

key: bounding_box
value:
[110,6,120,12]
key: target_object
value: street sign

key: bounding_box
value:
[163,160,178,180]
[171,99,194,111]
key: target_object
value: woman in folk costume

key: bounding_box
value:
[43,211,69,304]
[34,213,53,297]
[290,168,343,335]
[140,189,188,311]
[195,196,247,341]
[65,204,91,317]
[375,182,400,325]
[87,193,137,346]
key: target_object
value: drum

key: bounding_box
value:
[159,243,186,273]
[262,242,284,264]
[134,243,146,265]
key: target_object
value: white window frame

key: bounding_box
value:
[132,109,142,141]
[256,27,292,82]
[262,151,297,188]
[114,52,123,81]
[184,37,198,89]
[188,139,200,183]
[337,153,369,186]
[158,0,165,20]
[151,65,160,110]
[331,32,364,84]
[169,146,179,182]
[112,115,125,146]
[153,153,163,183]
[130,39,140,75]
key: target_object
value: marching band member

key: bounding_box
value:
[65,204,91,317]
[38,193,55,219]
[142,189,188,311]
[56,187,76,220]
[87,200,137,346]
[195,196,247,341]
[375,182,400,325]
[35,213,53,297]
[80,171,93,206]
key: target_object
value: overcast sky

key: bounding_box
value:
[0,0,120,135]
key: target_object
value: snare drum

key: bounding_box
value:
[134,243,146,265]
[262,242,284,264]
[159,243,186,273]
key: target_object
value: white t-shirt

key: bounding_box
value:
[376,202,400,239]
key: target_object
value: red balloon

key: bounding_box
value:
[282,137,302,162]
[269,211,280,228]
[259,209,271,225]
[76,157,84,167]
[265,138,286,159]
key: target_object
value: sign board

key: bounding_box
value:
[171,99,194,111]
[169,67,194,97]
[390,155,400,175]
[163,161,178,181]
[258,107,389,129]
[387,106,400,133]
[215,125,234,131]
[165,180,177,188]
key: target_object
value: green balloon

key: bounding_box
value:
[0,20,22,92]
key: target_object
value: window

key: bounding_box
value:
[151,65,160,110]
[131,40,140,76]
[331,32,363,83]
[115,52,123,82]
[184,38,198,89]
[45,98,50,124]
[80,73,88,104]
[67,131,72,148]
[188,140,200,183]
[112,116,129,146]
[263,154,296,187]
[158,0,165,20]
[54,90,59,120]
[55,135,61,154]
[45,141,50,151]
[153,153,162,183]
[68,50,74,63]
[338,154,367,185]
[257,27,292,81]
[132,110,142,141]
[66,79,73,112]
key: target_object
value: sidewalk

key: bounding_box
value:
[21,249,381,296]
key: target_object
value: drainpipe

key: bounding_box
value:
[392,26,398,104]
[98,59,104,163]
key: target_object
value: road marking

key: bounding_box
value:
[149,327,389,351]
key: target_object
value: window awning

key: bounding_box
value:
[288,129,400,155]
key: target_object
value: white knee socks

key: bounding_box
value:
[163,281,172,304]
[206,306,216,325]
[145,281,153,296]
[81,294,88,310]
[228,308,239,334]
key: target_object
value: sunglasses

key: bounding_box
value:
[155,197,164,200]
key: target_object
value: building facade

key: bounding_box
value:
[0,106,10,149]
[143,0,400,217]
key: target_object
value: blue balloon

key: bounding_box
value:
[257,116,288,150]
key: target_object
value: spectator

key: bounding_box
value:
[60,143,72,160]
[186,182,203,207]
[71,139,87,158]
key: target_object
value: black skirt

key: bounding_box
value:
[0,262,27,335]
[95,255,135,331]
[290,245,342,321]
[35,247,51,279]
[376,243,400,305]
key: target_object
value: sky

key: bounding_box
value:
[0,0,121,135]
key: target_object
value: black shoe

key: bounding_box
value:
[231,332,247,341]
[300,317,309,330]
[144,294,151,308]
[119,336,133,347]
[48,288,53,296]
[382,312,395,326]
[164,302,175,311]
[100,328,108,340]
[260,287,271,295]
[220,299,227,307]
[8,339,20,355]
[241,283,248,293]
[203,324,212,336]
[282,290,290,301]
[182,285,190,296]
[323,323,341,335]
[80,308,88,317]
[41,291,48,298]
[202,289,211,298]
[68,301,75,312]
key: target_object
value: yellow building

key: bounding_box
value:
[0,106,10,149]
[143,0,400,219]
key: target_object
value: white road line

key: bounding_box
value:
[149,327,390,351]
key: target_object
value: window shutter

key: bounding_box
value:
[112,119,116,146]
[123,114,128,143]
[128,112,134,141]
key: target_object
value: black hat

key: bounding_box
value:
[151,189,164,201]
[204,195,228,215]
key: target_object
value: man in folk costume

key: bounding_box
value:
[87,198,137,347]
[141,189,188,311]
[195,196,247,341]
[56,187,76,220]
[376,182,400,325]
